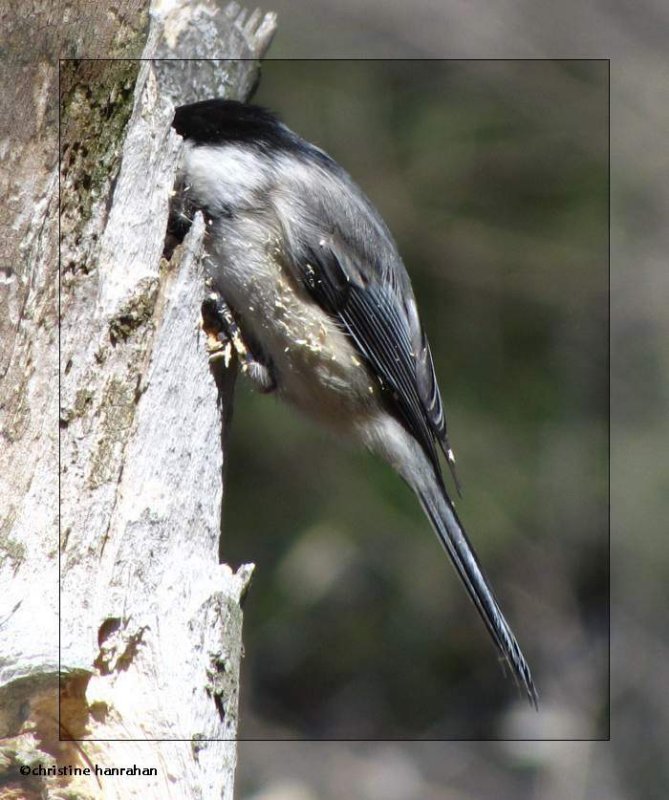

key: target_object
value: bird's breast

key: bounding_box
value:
[206,218,378,431]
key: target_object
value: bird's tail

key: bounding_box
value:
[415,475,538,708]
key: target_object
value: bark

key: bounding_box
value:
[0,2,276,798]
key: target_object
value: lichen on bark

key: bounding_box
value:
[59,60,141,274]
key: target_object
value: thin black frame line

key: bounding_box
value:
[57,57,611,745]
[60,736,611,743]
[57,57,611,62]
[57,58,62,737]
[606,57,612,742]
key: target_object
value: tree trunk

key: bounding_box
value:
[0,2,276,798]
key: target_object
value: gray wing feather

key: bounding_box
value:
[292,233,446,482]
[274,159,458,488]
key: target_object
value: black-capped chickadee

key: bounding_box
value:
[171,99,537,707]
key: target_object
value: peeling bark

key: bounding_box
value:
[0,2,276,798]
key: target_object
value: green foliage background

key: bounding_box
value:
[222,60,608,739]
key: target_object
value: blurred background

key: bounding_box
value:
[204,0,669,788]
[222,55,608,745]
[220,0,669,796]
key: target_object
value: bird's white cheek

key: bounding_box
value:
[182,142,269,212]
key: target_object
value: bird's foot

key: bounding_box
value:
[201,293,276,393]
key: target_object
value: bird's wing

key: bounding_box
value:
[279,207,536,704]
[288,233,445,481]
[285,235,540,704]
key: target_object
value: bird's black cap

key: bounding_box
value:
[172,98,295,150]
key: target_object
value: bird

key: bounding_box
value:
[171,98,537,707]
